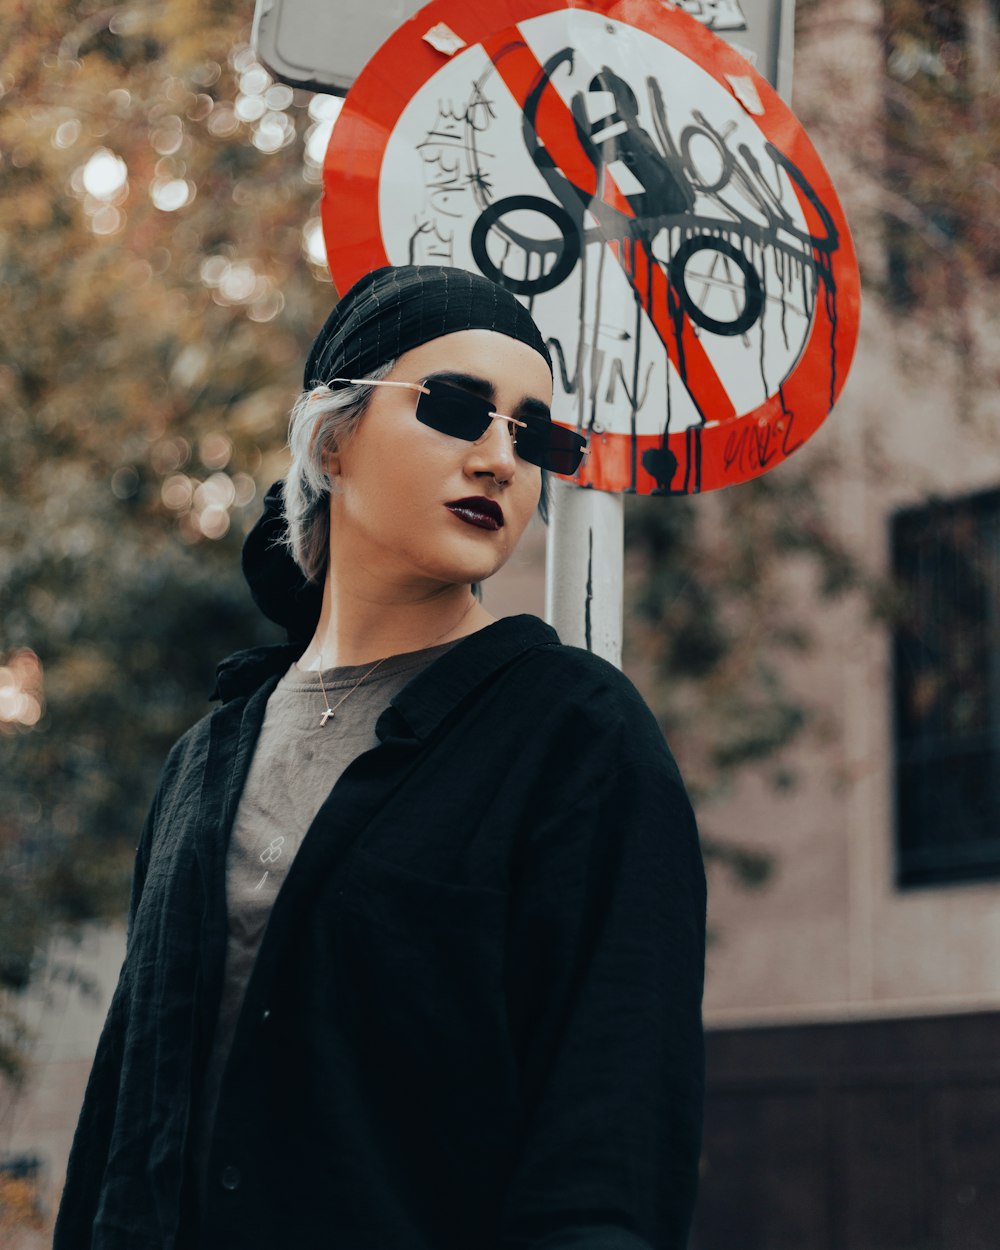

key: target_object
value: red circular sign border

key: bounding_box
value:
[323,0,860,494]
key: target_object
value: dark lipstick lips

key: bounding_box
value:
[444,497,504,531]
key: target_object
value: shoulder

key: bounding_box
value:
[514,641,663,737]
[531,641,647,696]
[500,645,701,875]
[494,638,684,786]
[149,700,231,808]
[164,707,217,768]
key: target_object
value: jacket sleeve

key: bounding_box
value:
[496,704,706,1250]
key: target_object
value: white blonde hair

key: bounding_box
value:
[282,361,395,582]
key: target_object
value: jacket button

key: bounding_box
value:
[220,1164,241,1191]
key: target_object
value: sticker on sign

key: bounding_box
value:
[323,0,859,495]
[673,0,748,32]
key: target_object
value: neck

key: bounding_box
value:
[296,576,494,670]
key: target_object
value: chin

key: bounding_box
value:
[447,561,505,586]
[412,536,511,586]
[419,556,506,587]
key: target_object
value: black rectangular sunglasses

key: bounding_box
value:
[328,376,589,475]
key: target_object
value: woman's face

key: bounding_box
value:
[326,329,552,595]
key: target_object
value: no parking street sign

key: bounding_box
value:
[322,0,860,495]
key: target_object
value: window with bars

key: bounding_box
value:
[892,488,1000,886]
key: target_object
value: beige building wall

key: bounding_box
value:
[703,297,1000,1027]
[1,928,126,1243]
[699,0,1000,1026]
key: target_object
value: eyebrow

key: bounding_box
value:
[423,371,552,422]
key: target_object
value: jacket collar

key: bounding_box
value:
[383,613,558,742]
[211,642,304,703]
[211,614,559,742]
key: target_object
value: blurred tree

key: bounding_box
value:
[0,0,336,1074]
[622,458,858,903]
[791,0,999,334]
[881,0,999,312]
[0,1169,45,1241]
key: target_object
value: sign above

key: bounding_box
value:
[252,0,793,98]
[323,0,860,495]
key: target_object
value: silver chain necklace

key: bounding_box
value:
[316,656,389,727]
[314,595,477,727]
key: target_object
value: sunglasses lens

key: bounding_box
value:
[415,378,586,474]
[415,380,492,440]
[516,418,587,475]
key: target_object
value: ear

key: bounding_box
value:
[321,440,342,482]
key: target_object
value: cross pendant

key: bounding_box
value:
[320,708,335,727]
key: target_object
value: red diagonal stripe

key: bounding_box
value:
[481,26,736,425]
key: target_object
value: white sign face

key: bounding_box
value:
[378,9,815,442]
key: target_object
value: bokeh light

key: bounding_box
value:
[151,178,195,211]
[207,105,239,138]
[253,111,295,153]
[150,118,184,156]
[235,94,267,123]
[0,650,44,731]
[110,466,140,499]
[90,205,124,235]
[52,118,81,149]
[199,433,233,470]
[194,472,237,511]
[302,217,327,268]
[161,474,194,510]
[303,93,343,182]
[81,149,128,201]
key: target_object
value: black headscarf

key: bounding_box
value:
[242,265,551,640]
[304,263,551,386]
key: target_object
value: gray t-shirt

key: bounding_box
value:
[192,639,460,1190]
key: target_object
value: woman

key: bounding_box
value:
[55,265,706,1250]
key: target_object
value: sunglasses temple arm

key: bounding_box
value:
[330,378,431,395]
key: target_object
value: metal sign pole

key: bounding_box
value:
[545,482,624,663]
[540,0,796,666]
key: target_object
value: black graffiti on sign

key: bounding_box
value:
[401,42,842,493]
[456,50,841,491]
[408,83,498,265]
[470,58,837,329]
[471,195,580,294]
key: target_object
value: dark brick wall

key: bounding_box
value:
[693,1012,1000,1250]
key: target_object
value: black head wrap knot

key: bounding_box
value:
[243,265,551,639]
[241,479,322,641]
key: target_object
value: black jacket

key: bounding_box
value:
[55,614,706,1250]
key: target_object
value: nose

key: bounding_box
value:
[466,415,518,481]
